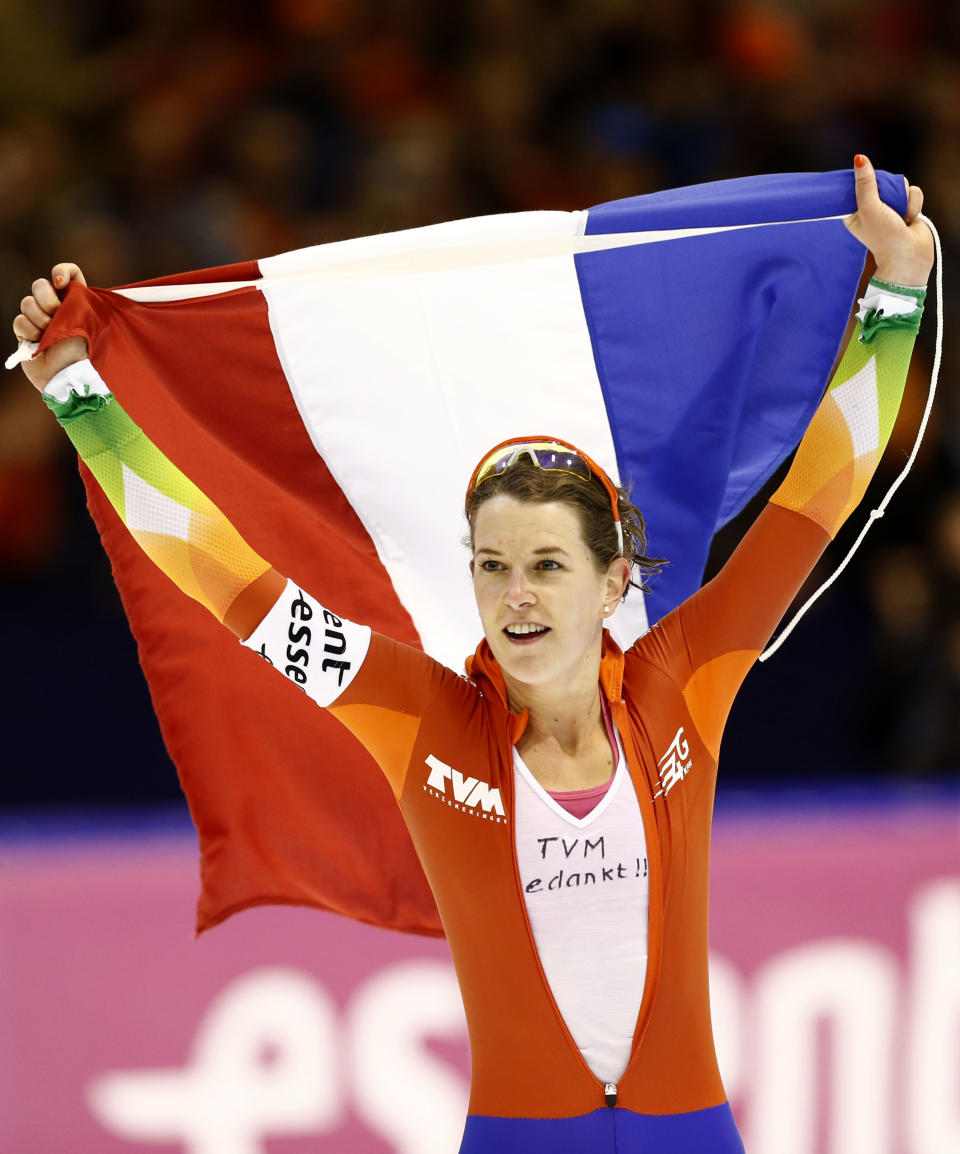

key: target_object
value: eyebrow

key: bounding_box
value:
[475,546,571,557]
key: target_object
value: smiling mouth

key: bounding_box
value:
[503,625,551,645]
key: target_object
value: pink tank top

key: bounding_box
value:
[546,694,619,819]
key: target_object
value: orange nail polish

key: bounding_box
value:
[854,154,866,168]
[54,275,64,286]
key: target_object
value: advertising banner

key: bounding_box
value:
[1,797,958,1154]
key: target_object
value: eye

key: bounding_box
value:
[537,558,562,570]
[478,558,503,571]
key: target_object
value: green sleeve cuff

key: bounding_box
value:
[859,278,926,346]
[42,389,115,425]
[870,277,927,302]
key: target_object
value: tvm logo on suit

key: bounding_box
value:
[424,755,507,821]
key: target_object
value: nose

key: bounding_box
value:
[505,566,534,610]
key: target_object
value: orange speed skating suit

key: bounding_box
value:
[44,278,924,1152]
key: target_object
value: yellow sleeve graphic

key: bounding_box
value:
[770,279,924,538]
[45,362,271,622]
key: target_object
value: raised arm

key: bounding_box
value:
[14,264,285,638]
[12,266,458,791]
[667,157,933,750]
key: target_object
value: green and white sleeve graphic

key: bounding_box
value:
[43,360,271,622]
[770,277,925,538]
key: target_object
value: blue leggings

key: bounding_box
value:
[459,1101,745,1153]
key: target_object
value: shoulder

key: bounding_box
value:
[623,611,691,684]
[343,631,485,713]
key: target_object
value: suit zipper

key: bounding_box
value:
[608,701,664,1088]
[604,1083,618,1107]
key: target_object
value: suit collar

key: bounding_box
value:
[464,631,626,743]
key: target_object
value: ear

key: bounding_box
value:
[604,556,631,604]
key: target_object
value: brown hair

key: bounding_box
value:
[465,460,665,598]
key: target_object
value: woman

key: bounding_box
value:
[13,156,933,1152]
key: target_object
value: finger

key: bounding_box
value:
[853,154,882,218]
[20,295,52,331]
[51,262,87,290]
[31,277,61,314]
[13,313,44,343]
[904,183,924,224]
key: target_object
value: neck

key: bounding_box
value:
[504,654,604,756]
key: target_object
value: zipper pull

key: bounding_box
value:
[604,1082,618,1108]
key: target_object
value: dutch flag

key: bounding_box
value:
[39,168,906,935]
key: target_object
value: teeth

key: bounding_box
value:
[506,624,548,636]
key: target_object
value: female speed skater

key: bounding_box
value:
[12,155,934,1153]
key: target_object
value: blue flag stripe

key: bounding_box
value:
[575,169,906,623]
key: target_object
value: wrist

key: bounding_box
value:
[873,264,930,290]
[868,277,927,302]
[42,358,114,424]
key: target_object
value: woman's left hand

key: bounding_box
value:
[844,154,934,287]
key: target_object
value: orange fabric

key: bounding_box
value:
[771,391,854,514]
[681,650,758,763]
[776,458,858,537]
[329,705,423,797]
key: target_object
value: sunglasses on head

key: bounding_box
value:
[465,436,624,555]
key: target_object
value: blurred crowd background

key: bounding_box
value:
[1,0,957,809]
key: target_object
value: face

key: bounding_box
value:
[471,495,628,692]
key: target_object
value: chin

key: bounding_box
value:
[488,637,557,685]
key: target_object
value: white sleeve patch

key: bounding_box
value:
[241,579,372,707]
[856,284,922,324]
[42,357,112,402]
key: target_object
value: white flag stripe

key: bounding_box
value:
[111,214,848,304]
[261,208,589,272]
[266,250,649,672]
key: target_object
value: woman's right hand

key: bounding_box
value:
[12,263,89,393]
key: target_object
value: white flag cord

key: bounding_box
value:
[760,211,944,661]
